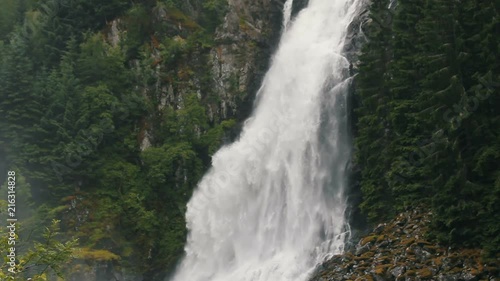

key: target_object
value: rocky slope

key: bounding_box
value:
[310,209,499,281]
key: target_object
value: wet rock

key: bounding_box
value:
[356,242,373,256]
[414,247,432,263]
[395,217,407,227]
[373,223,387,234]
[308,208,499,281]
[459,272,479,281]
[391,266,405,278]
[437,274,460,281]
[377,241,389,248]
[210,0,284,120]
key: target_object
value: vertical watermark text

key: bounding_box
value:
[6,170,17,273]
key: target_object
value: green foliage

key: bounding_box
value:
[0,219,78,280]
[0,0,23,40]
[123,4,153,57]
[201,0,229,33]
[355,0,500,255]
[0,0,233,278]
[354,0,395,221]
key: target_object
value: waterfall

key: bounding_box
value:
[170,0,364,280]
[282,0,294,31]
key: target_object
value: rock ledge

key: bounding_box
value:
[310,209,499,281]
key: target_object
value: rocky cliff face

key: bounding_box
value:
[117,0,288,149]
[209,0,316,122]
[103,0,313,146]
[309,209,499,281]
[68,1,290,280]
[210,0,284,121]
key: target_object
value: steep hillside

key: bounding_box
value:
[310,208,499,281]
[0,0,287,280]
[353,0,499,256]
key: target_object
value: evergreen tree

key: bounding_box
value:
[354,0,394,220]
[355,0,499,254]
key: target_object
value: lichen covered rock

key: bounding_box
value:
[309,209,499,281]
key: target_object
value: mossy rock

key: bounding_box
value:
[415,239,432,246]
[354,275,373,281]
[401,238,415,246]
[423,245,440,252]
[361,235,379,246]
[375,255,392,263]
[354,251,376,261]
[373,264,392,275]
[376,235,386,243]
[416,268,433,278]
[361,251,376,258]
[432,256,445,266]
[75,248,121,261]
[404,269,416,276]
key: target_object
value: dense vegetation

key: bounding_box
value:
[0,0,498,279]
[0,0,231,279]
[354,0,499,255]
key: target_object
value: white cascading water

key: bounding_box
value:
[171,0,364,280]
[282,0,294,31]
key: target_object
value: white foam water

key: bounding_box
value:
[170,0,364,280]
[282,0,294,31]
